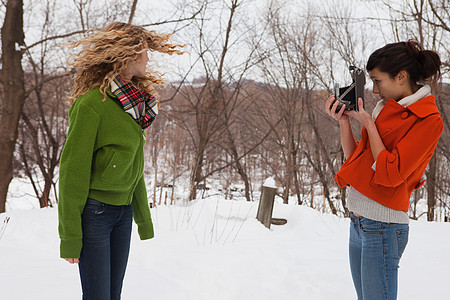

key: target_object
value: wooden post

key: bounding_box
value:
[257,178,277,229]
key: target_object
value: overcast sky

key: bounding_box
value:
[13,0,448,84]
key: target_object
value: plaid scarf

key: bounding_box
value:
[110,76,158,130]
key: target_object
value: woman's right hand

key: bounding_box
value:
[64,258,79,264]
[325,94,349,121]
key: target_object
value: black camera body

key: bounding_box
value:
[331,66,366,112]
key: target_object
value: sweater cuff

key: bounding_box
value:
[137,221,154,240]
[60,239,82,259]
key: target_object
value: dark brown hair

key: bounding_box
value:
[366,40,441,86]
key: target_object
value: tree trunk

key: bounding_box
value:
[0,0,25,213]
[226,128,251,202]
[340,187,349,217]
[39,176,53,208]
[188,142,205,200]
[318,170,337,215]
[412,189,420,220]
[153,136,159,204]
[313,143,337,215]
[281,118,295,205]
[427,153,437,221]
[292,145,303,205]
[282,131,293,204]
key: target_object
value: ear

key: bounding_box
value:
[396,70,408,85]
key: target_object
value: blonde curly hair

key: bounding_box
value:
[68,22,185,103]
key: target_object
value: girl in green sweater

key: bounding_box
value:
[58,22,184,300]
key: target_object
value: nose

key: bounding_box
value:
[372,83,379,94]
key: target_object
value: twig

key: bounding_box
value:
[231,203,255,243]
[0,217,11,240]
[223,205,243,245]
[210,199,219,244]
[217,199,234,242]
[190,220,200,246]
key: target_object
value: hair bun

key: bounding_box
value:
[405,39,423,58]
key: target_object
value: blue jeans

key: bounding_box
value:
[79,198,133,300]
[349,213,409,300]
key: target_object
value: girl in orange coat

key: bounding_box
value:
[325,40,443,299]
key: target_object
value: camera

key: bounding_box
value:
[331,66,366,112]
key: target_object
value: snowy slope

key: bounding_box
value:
[1,197,449,300]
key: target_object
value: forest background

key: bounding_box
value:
[0,0,449,221]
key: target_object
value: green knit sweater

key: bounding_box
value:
[58,87,154,259]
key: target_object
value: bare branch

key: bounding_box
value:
[426,0,450,32]
[23,29,90,51]
[140,4,204,28]
[128,0,138,24]
[24,71,74,99]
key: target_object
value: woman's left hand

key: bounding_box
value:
[346,98,373,127]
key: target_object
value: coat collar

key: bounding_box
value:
[406,96,440,118]
[372,84,432,120]
[387,95,440,119]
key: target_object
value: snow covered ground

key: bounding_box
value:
[1,189,450,300]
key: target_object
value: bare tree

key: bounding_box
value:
[252,2,344,214]
[168,0,250,200]
[0,0,25,213]
[18,74,70,208]
[253,2,309,205]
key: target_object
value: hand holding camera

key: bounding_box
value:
[326,94,349,121]
[330,66,366,113]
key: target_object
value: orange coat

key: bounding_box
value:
[335,96,443,212]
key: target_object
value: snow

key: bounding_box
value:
[262,177,276,189]
[1,194,450,299]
